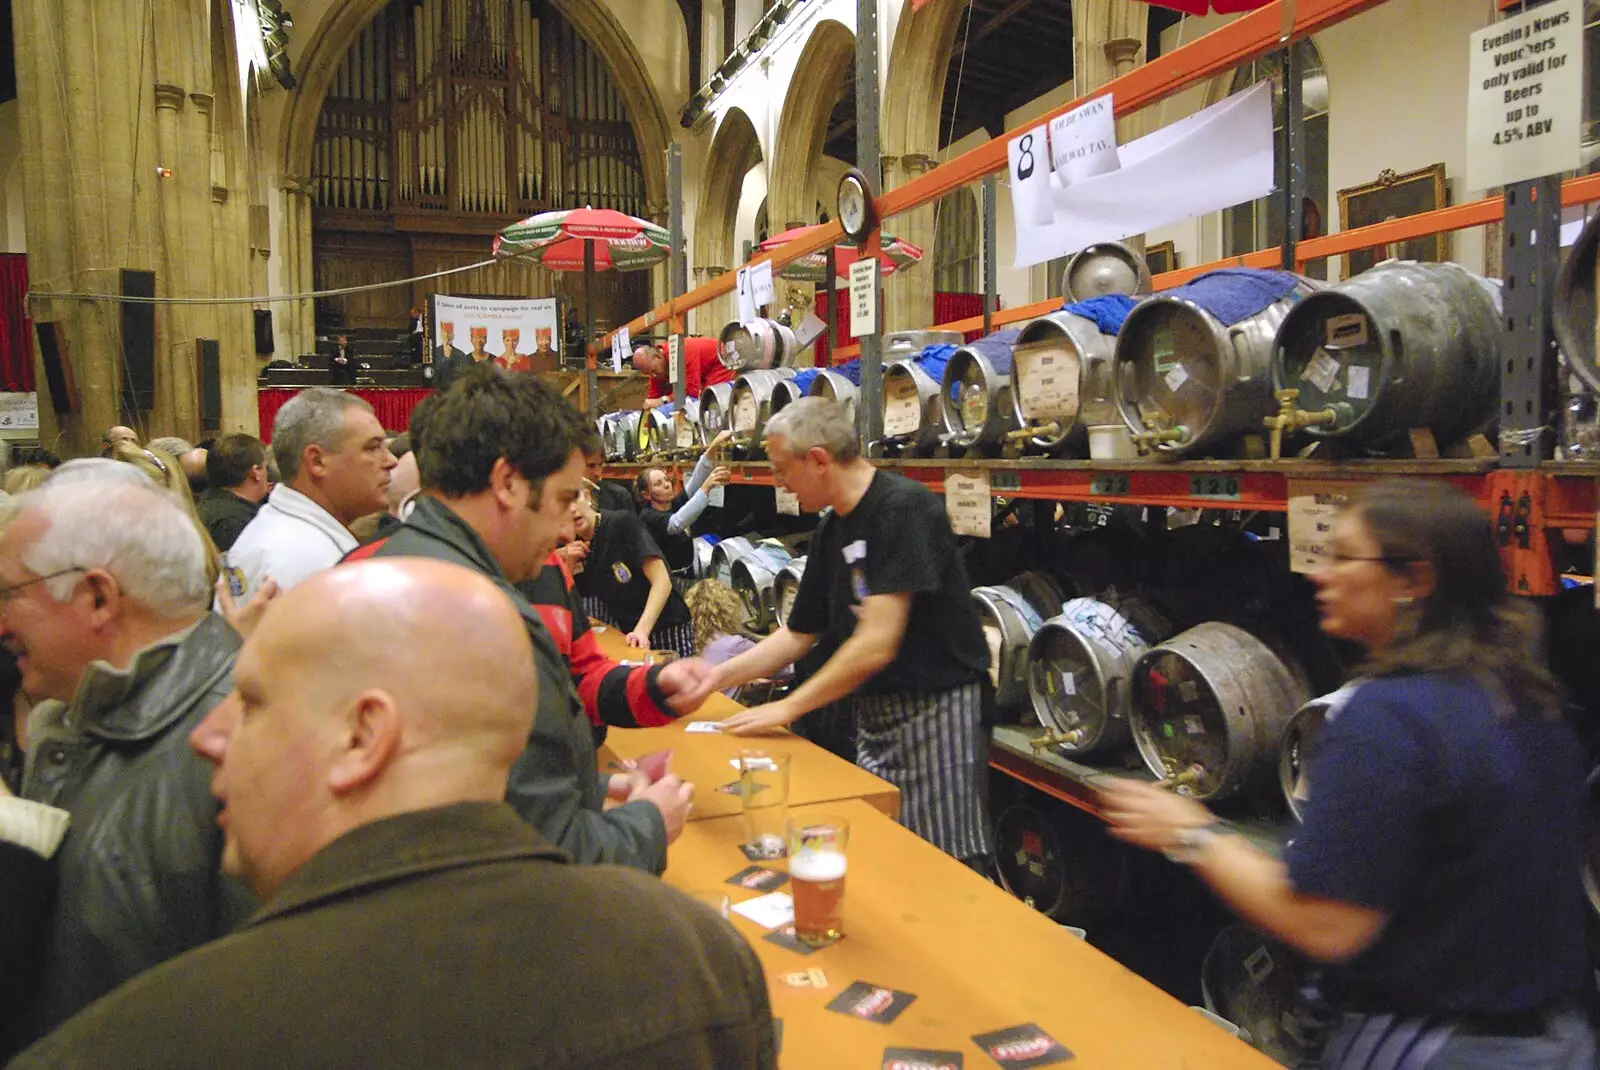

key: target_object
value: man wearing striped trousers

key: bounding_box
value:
[703,398,995,869]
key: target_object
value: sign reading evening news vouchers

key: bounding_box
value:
[0,392,39,431]
[849,258,878,338]
[1465,0,1583,191]
[430,294,559,366]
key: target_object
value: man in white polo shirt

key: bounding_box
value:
[224,388,396,600]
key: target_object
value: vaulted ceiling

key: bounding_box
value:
[821,0,1185,161]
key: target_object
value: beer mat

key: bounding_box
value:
[971,1024,1073,1068]
[685,721,722,733]
[725,865,788,892]
[738,839,787,861]
[729,756,779,771]
[883,1048,964,1070]
[730,891,794,929]
[825,981,916,1025]
[762,926,820,956]
[716,778,770,796]
[780,967,828,989]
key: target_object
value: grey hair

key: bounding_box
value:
[271,387,374,483]
[762,396,860,461]
[147,436,195,456]
[47,458,160,489]
[17,480,210,617]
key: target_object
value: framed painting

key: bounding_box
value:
[1337,163,1449,278]
[1145,240,1177,277]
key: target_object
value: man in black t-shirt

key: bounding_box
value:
[699,398,994,866]
[573,492,694,657]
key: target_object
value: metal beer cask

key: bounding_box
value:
[885,329,963,358]
[994,802,1130,926]
[880,359,946,454]
[708,535,758,585]
[808,369,858,423]
[773,555,807,628]
[939,330,1023,451]
[1028,596,1171,757]
[1008,311,1119,454]
[718,318,797,371]
[1201,925,1321,1067]
[690,534,722,579]
[697,381,736,439]
[728,368,798,452]
[1276,684,1359,824]
[1272,261,1501,449]
[729,543,794,630]
[972,581,1057,710]
[1130,622,1310,801]
[1061,242,1153,302]
[1115,275,1320,457]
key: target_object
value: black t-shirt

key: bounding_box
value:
[786,470,988,696]
[194,487,261,552]
[638,498,694,572]
[593,480,635,515]
[575,510,690,632]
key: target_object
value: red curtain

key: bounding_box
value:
[0,255,35,393]
[257,387,431,442]
[809,289,993,364]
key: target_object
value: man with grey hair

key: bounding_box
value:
[701,397,996,869]
[224,387,396,601]
[0,478,253,1053]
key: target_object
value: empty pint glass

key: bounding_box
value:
[737,749,791,859]
[787,814,849,947]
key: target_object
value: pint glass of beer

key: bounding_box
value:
[787,815,850,947]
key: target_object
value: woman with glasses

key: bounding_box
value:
[1103,480,1593,1069]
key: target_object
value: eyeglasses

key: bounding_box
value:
[0,567,87,603]
[1325,553,1416,567]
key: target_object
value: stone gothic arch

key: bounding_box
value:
[276,0,674,355]
[694,107,762,334]
[768,19,853,234]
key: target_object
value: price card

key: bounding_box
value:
[733,389,759,433]
[609,331,623,373]
[883,375,922,437]
[735,267,758,323]
[775,486,800,516]
[1347,365,1371,401]
[1287,479,1354,574]
[1089,474,1130,496]
[1007,123,1054,227]
[750,259,776,308]
[945,470,992,539]
[668,334,684,385]
[615,325,631,374]
[1304,350,1341,395]
[1014,340,1078,422]
[1188,474,1240,500]
[675,413,695,449]
[849,258,878,338]
[708,484,726,508]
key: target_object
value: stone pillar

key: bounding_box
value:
[881,151,936,332]
[1072,0,1150,254]
[14,0,163,454]
[280,176,317,361]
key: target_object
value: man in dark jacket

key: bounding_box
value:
[346,367,706,871]
[11,558,777,1069]
[0,478,254,1054]
[194,433,270,551]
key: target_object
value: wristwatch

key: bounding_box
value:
[1163,820,1230,865]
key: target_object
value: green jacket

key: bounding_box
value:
[12,803,777,1069]
[345,496,667,872]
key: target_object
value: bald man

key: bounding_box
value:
[10,559,776,1070]
[100,426,138,456]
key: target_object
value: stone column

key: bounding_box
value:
[881,151,936,333]
[1072,0,1150,255]
[279,175,317,361]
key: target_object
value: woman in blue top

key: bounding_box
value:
[1104,480,1593,1070]
[636,429,732,577]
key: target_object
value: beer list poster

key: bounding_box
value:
[1465,0,1583,191]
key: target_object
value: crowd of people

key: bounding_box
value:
[0,363,1593,1068]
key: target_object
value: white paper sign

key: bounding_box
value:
[775,486,800,515]
[750,259,776,308]
[945,470,992,539]
[1014,82,1275,269]
[1465,0,1583,192]
[1014,341,1079,423]
[0,392,40,431]
[1007,123,1055,227]
[1048,94,1119,185]
[1287,482,1353,574]
[883,374,922,437]
[609,331,622,373]
[668,334,684,386]
[1347,365,1371,401]
[849,258,878,338]
[708,484,726,508]
[733,389,758,432]
[793,311,828,349]
[735,267,758,323]
[615,326,630,374]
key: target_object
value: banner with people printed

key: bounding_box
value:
[427,294,561,375]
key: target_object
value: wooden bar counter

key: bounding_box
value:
[665,799,1276,1069]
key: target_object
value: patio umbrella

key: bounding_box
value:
[493,206,671,413]
[1131,0,1274,13]
[757,224,924,283]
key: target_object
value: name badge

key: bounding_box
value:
[842,539,867,564]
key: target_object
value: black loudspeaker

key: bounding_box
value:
[196,339,221,431]
[120,269,156,413]
[34,321,80,415]
[253,309,274,355]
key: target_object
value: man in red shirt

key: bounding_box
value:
[634,338,735,409]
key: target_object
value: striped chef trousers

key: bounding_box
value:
[852,681,993,864]
[650,619,696,659]
[582,594,612,627]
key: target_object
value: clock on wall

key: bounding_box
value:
[836,168,878,243]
